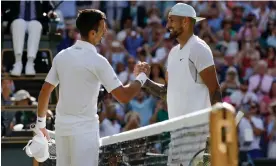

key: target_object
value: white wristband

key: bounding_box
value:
[37,116,46,128]
[135,72,148,86]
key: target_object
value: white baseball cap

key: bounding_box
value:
[10,89,36,102]
[169,3,205,22]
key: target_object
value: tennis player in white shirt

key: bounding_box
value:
[136,3,222,119]
[35,9,149,166]
[135,3,222,165]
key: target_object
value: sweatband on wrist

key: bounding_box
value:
[37,116,46,128]
[135,72,148,86]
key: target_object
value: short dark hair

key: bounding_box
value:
[76,9,106,38]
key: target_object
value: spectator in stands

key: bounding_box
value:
[9,90,37,131]
[1,79,15,106]
[216,18,237,42]
[137,44,152,64]
[122,111,140,131]
[152,32,174,65]
[105,1,128,30]
[252,1,270,33]
[2,1,55,76]
[99,30,116,57]
[221,67,240,99]
[118,57,136,85]
[243,53,260,81]
[238,14,260,41]
[230,80,258,109]
[127,90,156,127]
[57,27,77,52]
[238,101,264,162]
[147,26,163,57]
[150,100,168,124]
[248,60,274,100]
[121,1,147,29]
[149,63,166,84]
[266,23,276,48]
[219,56,240,83]
[265,47,276,69]
[115,62,126,75]
[117,16,133,42]
[1,116,6,137]
[1,79,15,136]
[231,3,245,32]
[102,92,125,125]
[100,103,121,138]
[270,80,276,103]
[108,41,128,69]
[267,101,276,158]
[124,29,144,58]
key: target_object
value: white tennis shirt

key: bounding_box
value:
[167,35,214,119]
[45,40,122,136]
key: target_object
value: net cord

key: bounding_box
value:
[47,107,211,146]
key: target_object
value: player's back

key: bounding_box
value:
[53,41,104,136]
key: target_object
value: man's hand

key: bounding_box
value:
[134,61,151,77]
[40,128,50,140]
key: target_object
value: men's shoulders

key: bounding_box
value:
[189,36,214,72]
[89,52,109,67]
[168,45,179,57]
[171,45,179,52]
[190,36,212,56]
[53,49,67,63]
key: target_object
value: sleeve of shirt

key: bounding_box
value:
[190,42,214,72]
[45,57,59,87]
[94,57,123,93]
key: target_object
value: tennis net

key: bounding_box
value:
[40,108,211,166]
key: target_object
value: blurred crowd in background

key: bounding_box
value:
[1,0,276,163]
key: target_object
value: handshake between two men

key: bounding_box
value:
[134,61,151,78]
[133,62,167,101]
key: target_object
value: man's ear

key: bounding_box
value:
[88,30,96,38]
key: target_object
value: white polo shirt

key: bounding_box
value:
[45,40,122,136]
[167,35,214,118]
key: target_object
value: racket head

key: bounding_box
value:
[188,148,211,166]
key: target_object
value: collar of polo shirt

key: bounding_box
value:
[75,40,98,53]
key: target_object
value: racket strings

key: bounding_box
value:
[48,139,56,159]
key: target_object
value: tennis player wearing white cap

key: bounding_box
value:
[35,9,148,166]
[137,2,221,120]
[135,3,222,165]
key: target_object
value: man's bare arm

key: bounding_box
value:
[199,65,222,105]
[143,71,168,101]
[111,80,143,104]
[143,79,167,101]
[37,82,55,118]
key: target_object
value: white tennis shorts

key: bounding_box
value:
[56,131,100,166]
